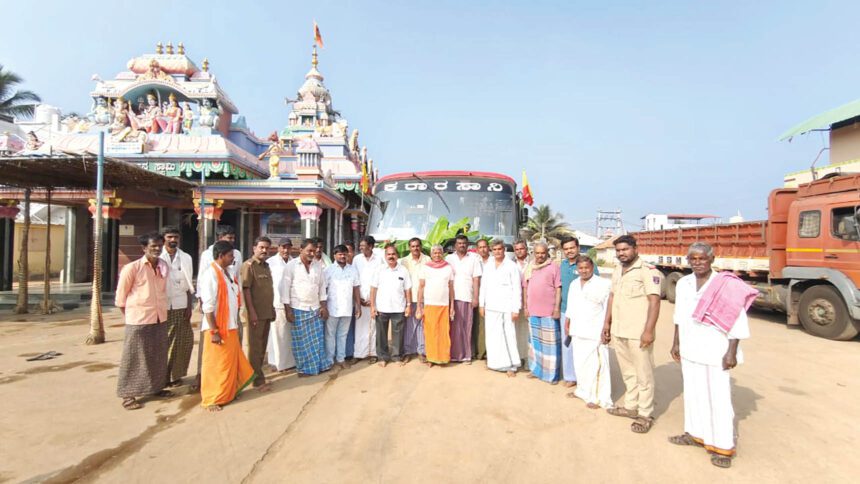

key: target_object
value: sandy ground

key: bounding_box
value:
[0,304,858,484]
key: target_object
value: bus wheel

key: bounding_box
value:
[798,285,858,341]
[665,272,684,304]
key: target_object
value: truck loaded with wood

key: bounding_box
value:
[631,173,860,340]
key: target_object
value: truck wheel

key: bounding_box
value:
[665,272,684,304]
[798,285,859,340]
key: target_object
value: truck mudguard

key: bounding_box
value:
[783,267,860,320]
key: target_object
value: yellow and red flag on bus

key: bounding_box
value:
[314,22,324,48]
[522,170,534,206]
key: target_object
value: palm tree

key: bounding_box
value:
[0,65,41,119]
[521,204,573,247]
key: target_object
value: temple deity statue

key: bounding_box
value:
[182,102,194,132]
[332,120,347,138]
[157,93,183,134]
[197,98,219,128]
[109,99,134,141]
[136,92,162,133]
[25,131,43,151]
[258,133,287,179]
[89,97,111,125]
[61,114,90,133]
[349,129,359,155]
[110,98,128,129]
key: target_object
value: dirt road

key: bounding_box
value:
[1,304,857,483]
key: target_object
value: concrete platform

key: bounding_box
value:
[0,282,113,310]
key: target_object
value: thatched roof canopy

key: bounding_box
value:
[0,153,194,197]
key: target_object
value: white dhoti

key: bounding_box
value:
[267,307,296,371]
[572,337,612,408]
[352,307,377,359]
[485,310,520,372]
[681,358,736,455]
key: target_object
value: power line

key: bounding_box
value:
[596,209,624,239]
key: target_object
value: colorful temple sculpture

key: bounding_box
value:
[0,42,376,292]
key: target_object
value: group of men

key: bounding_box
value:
[113,225,749,467]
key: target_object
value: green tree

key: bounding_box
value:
[0,65,41,119]
[522,204,573,247]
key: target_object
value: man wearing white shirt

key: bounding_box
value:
[352,236,383,361]
[198,241,254,412]
[197,225,243,296]
[564,255,612,409]
[370,245,412,367]
[159,226,195,387]
[445,234,482,363]
[193,224,243,391]
[267,238,295,372]
[473,238,491,361]
[478,239,521,376]
[324,245,360,368]
[282,239,331,376]
[669,243,750,469]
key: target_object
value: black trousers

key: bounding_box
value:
[375,312,405,362]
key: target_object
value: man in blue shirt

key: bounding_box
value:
[559,236,599,388]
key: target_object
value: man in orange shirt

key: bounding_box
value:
[115,232,173,410]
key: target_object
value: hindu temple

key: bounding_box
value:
[0,42,377,293]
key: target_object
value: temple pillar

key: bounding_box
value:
[0,200,19,291]
[350,213,359,245]
[62,206,76,285]
[193,198,223,255]
[238,207,247,256]
[296,199,323,240]
[334,209,342,247]
[88,198,125,292]
[325,209,333,253]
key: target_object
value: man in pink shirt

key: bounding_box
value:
[523,242,562,384]
[115,232,173,410]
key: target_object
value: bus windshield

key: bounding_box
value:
[367,177,517,242]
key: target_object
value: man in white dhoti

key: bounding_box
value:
[478,239,521,377]
[352,236,383,362]
[267,238,295,371]
[669,242,751,469]
[564,255,612,409]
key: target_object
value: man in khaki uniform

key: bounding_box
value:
[241,236,275,392]
[602,234,661,433]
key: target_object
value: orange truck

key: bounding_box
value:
[631,173,860,340]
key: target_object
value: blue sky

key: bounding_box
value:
[3,0,859,231]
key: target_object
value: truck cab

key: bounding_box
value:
[777,174,860,340]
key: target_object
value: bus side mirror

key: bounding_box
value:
[520,206,529,224]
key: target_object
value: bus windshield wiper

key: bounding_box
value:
[412,173,451,213]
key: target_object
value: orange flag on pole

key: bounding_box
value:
[314,22,324,48]
[522,170,534,206]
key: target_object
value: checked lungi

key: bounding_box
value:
[166,309,194,382]
[528,316,560,383]
[117,323,169,398]
[291,309,331,375]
